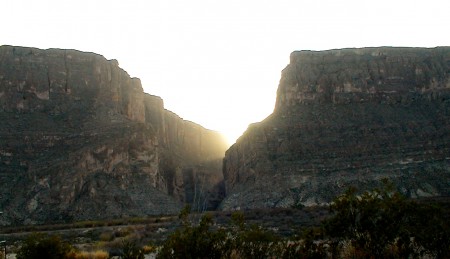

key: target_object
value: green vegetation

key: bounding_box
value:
[10,183,449,258]
[157,207,333,258]
[121,240,145,259]
[324,182,450,258]
[156,183,449,258]
[16,233,72,259]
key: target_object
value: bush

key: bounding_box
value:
[155,188,448,258]
[324,185,407,256]
[231,223,280,259]
[66,250,109,259]
[324,181,450,258]
[157,211,227,259]
[98,231,114,242]
[157,208,283,259]
[122,240,145,259]
[16,233,73,259]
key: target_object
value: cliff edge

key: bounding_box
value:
[0,46,228,225]
[221,47,450,210]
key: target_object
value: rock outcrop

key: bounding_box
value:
[0,46,228,225]
[221,47,450,210]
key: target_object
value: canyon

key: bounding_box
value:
[221,47,450,210]
[1,45,449,224]
[0,46,228,225]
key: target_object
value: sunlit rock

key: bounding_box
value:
[0,45,228,225]
[221,47,450,210]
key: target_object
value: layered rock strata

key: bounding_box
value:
[222,47,450,210]
[0,46,228,224]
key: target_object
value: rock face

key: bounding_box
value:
[221,47,450,210]
[0,46,228,225]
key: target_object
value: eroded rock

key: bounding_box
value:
[221,47,450,210]
[0,46,228,225]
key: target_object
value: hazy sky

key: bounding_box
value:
[2,0,449,144]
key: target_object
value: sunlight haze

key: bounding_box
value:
[2,0,449,144]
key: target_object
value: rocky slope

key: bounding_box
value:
[221,47,450,210]
[0,46,228,225]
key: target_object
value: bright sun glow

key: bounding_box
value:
[2,0,449,144]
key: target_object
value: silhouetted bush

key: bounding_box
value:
[16,233,73,259]
[157,183,449,258]
[157,208,228,259]
[324,181,450,258]
[122,240,145,259]
[157,208,283,259]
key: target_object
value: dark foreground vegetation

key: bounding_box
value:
[3,182,449,258]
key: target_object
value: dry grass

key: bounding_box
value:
[66,250,109,259]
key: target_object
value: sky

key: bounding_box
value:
[2,0,449,145]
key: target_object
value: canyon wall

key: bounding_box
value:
[0,46,228,225]
[221,47,450,210]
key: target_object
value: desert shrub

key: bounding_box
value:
[96,226,144,256]
[66,250,109,259]
[16,233,73,259]
[91,250,109,259]
[157,208,284,259]
[404,202,450,258]
[324,181,450,258]
[98,231,114,242]
[276,227,330,259]
[95,236,125,257]
[324,184,412,257]
[231,224,280,259]
[142,244,158,254]
[155,186,449,258]
[157,210,227,259]
[115,226,134,238]
[122,240,145,259]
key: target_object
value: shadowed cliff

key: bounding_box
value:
[0,45,228,225]
[221,47,450,210]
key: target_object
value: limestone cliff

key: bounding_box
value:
[221,47,450,210]
[0,46,228,225]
